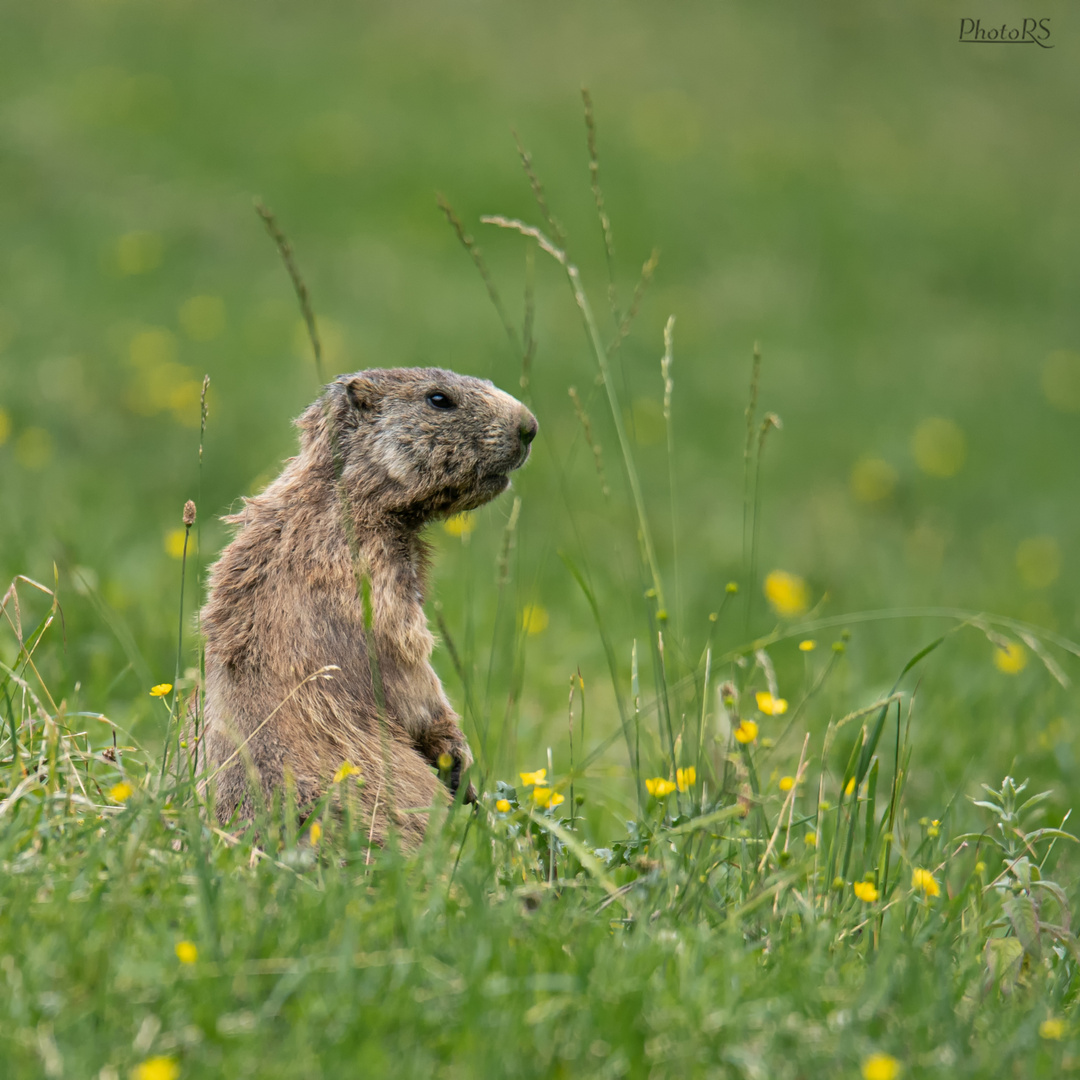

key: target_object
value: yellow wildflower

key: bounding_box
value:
[332,761,361,784]
[911,867,940,898]
[798,639,816,652]
[520,605,549,635]
[861,1053,901,1080]
[804,832,817,848]
[645,777,677,797]
[164,528,190,560]
[1039,1017,1066,1041]
[109,781,133,803]
[308,822,322,846]
[734,719,759,745]
[853,880,879,903]
[174,941,197,965]
[755,691,788,716]
[779,776,795,793]
[495,798,512,813]
[519,769,546,787]
[912,417,965,478]
[532,787,564,809]
[116,230,163,276]
[763,570,809,617]
[851,456,898,503]
[443,513,475,537]
[676,766,696,792]
[845,776,856,797]
[149,683,173,697]
[993,641,1027,675]
[133,1057,180,1080]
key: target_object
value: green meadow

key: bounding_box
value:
[2,2,1079,1076]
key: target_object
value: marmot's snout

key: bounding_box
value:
[515,406,539,468]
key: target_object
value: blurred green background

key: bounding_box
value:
[1,0,1077,818]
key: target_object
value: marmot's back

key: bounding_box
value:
[200,367,537,843]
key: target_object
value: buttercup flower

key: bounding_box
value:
[443,513,475,537]
[175,941,198,964]
[993,641,1027,675]
[519,769,546,787]
[734,719,759,744]
[676,767,696,792]
[149,684,173,698]
[861,1053,901,1080]
[798,640,816,652]
[333,761,361,784]
[109,781,133,803]
[495,798,512,813]
[308,822,322,846]
[1039,1017,1066,1041]
[520,605,549,635]
[755,691,788,716]
[853,880,879,903]
[763,570,809,617]
[804,832,817,848]
[911,867,940,897]
[645,777,677,798]
[164,529,188,559]
[779,775,795,793]
[133,1058,180,1080]
[533,787,564,809]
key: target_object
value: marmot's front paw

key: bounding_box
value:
[417,719,475,800]
[448,751,477,804]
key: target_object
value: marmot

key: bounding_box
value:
[199,367,538,845]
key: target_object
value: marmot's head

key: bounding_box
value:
[303,367,537,519]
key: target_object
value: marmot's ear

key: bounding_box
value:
[344,374,379,413]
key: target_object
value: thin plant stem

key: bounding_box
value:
[581,85,619,325]
[747,412,782,638]
[161,510,193,785]
[661,316,680,634]
[437,194,522,363]
[742,343,761,634]
[254,200,324,385]
[481,214,666,614]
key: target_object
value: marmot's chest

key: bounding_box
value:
[367,575,434,670]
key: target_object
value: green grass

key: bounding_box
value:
[2,1,1080,1076]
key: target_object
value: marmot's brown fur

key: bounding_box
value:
[199,367,537,845]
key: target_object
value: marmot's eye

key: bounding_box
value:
[426,392,456,410]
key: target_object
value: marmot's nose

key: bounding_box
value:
[519,410,538,447]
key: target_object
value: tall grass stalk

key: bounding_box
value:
[742,342,761,634]
[255,200,324,385]
[660,316,681,638]
[159,503,194,785]
[481,214,666,619]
